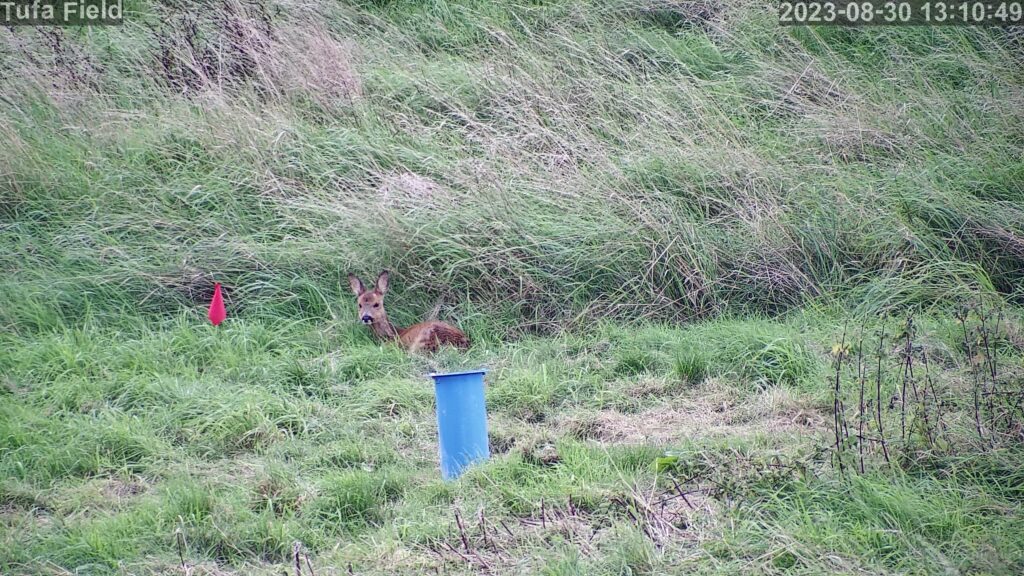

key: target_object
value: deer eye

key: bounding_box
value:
[373,303,380,308]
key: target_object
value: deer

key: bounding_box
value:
[347,271,469,353]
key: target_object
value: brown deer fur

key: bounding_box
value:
[347,271,469,353]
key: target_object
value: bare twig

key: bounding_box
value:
[959,309,985,441]
[832,324,848,475]
[443,540,473,564]
[875,325,891,464]
[857,330,866,474]
[499,519,515,539]
[174,524,188,573]
[671,477,696,510]
[454,509,471,554]
[922,347,945,444]
[900,318,909,445]
[478,508,492,549]
[980,311,996,434]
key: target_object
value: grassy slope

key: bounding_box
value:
[2,0,1024,574]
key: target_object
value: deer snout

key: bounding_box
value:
[361,314,373,324]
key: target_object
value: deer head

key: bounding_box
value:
[348,271,390,327]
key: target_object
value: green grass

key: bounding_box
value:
[2,0,1024,574]
[2,312,1023,574]
[717,462,1024,574]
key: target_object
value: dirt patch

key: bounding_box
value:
[378,172,444,209]
[101,478,148,502]
[561,383,826,445]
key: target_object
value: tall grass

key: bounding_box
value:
[2,1,1022,336]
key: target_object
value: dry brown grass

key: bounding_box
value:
[267,22,362,107]
[559,380,826,445]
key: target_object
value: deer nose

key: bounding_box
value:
[361,315,373,324]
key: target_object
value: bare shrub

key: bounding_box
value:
[0,27,101,107]
[151,0,277,93]
[151,0,360,106]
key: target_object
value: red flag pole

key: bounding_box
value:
[208,282,226,326]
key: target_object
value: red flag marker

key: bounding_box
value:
[208,282,226,326]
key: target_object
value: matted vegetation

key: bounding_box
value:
[2,1,1023,574]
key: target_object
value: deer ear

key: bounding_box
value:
[348,274,366,296]
[375,270,390,295]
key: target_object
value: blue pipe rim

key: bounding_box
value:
[429,369,488,379]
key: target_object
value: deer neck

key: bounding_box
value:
[370,314,402,341]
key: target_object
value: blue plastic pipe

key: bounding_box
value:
[430,369,490,480]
